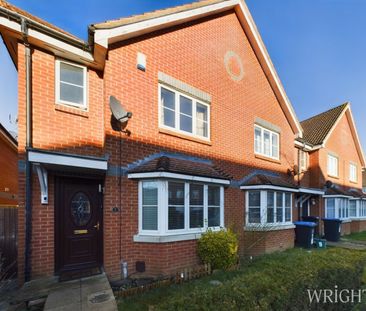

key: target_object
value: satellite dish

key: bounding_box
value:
[325,180,333,188]
[109,96,132,123]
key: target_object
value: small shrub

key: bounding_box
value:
[197,228,238,270]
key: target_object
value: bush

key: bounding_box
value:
[156,248,366,311]
[197,228,238,270]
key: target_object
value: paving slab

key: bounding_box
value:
[44,274,117,311]
[327,240,366,250]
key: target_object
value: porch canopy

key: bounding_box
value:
[28,148,108,204]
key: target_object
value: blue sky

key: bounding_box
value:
[1,0,366,151]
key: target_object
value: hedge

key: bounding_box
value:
[155,248,366,311]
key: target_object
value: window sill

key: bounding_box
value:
[55,104,89,118]
[350,217,366,221]
[159,127,211,146]
[341,219,352,223]
[133,233,203,243]
[327,174,339,180]
[254,154,281,164]
[349,180,358,185]
[244,224,295,232]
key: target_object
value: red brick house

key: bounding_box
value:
[0,122,18,206]
[0,0,364,284]
[296,103,366,235]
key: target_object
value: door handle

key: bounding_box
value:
[93,221,100,231]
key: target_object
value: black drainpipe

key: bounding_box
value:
[22,18,33,283]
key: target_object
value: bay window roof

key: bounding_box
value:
[240,174,298,192]
[128,156,230,184]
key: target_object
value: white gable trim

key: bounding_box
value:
[321,104,365,167]
[93,0,302,136]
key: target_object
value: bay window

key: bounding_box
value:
[246,190,293,226]
[138,180,224,236]
[159,84,210,139]
[254,125,280,160]
[325,197,349,219]
[360,200,366,217]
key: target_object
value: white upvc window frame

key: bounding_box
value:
[138,179,224,237]
[360,200,366,217]
[349,199,357,218]
[55,59,88,109]
[327,153,339,178]
[299,150,308,172]
[325,197,349,220]
[254,124,280,160]
[158,84,210,140]
[245,190,293,227]
[349,162,358,183]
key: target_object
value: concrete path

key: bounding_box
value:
[327,239,366,250]
[44,273,117,311]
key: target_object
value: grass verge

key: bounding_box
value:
[118,248,366,311]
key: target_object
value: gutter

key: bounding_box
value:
[0,5,91,52]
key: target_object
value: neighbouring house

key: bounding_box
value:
[0,122,18,206]
[296,103,366,235]
[0,0,364,285]
[0,122,18,278]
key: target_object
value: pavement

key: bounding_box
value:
[326,239,366,250]
[44,273,117,311]
[3,273,117,311]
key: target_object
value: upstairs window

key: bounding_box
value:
[254,125,279,160]
[349,163,357,183]
[159,84,210,139]
[327,154,339,177]
[299,150,308,172]
[56,60,87,108]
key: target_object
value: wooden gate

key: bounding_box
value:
[0,206,17,279]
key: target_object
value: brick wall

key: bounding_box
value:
[16,11,300,281]
[0,131,17,206]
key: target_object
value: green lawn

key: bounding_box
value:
[343,231,366,241]
[117,248,366,311]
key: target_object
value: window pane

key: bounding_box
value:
[161,87,175,110]
[60,62,84,86]
[142,182,158,230]
[180,95,192,116]
[196,103,208,121]
[249,208,261,223]
[169,206,185,230]
[196,119,208,137]
[254,127,262,153]
[190,184,203,205]
[276,192,283,222]
[285,193,291,222]
[163,108,175,128]
[168,182,185,230]
[267,191,274,223]
[249,191,260,207]
[263,130,270,156]
[180,114,193,133]
[60,83,84,105]
[248,191,261,224]
[190,184,203,228]
[208,186,220,206]
[328,155,338,176]
[272,133,279,158]
[326,198,335,218]
[168,182,185,205]
[285,193,291,207]
[350,200,357,217]
[208,206,220,227]
[142,182,158,205]
[208,186,220,227]
[143,206,157,230]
